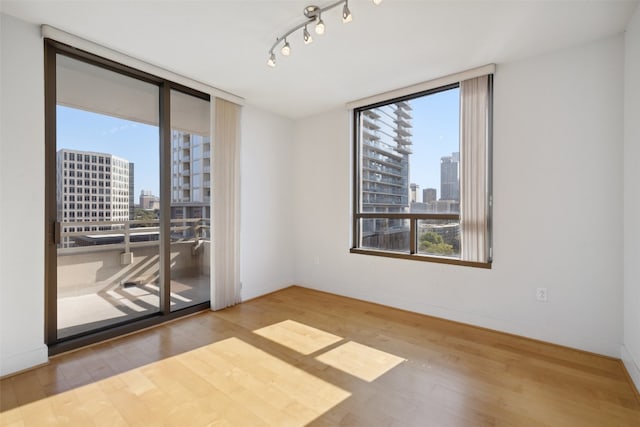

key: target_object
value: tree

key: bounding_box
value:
[419,231,454,256]
[133,208,158,227]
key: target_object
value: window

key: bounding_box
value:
[352,74,492,268]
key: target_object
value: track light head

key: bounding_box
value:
[281,40,291,56]
[267,52,276,68]
[342,2,352,23]
[303,24,313,44]
[315,16,325,35]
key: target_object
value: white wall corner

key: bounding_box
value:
[0,345,48,377]
[621,345,640,395]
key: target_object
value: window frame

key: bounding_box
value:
[350,81,492,269]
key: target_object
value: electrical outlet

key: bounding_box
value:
[314,256,320,265]
[536,287,548,302]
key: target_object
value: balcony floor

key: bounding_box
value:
[57,275,210,338]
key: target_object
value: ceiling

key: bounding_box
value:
[2,0,637,119]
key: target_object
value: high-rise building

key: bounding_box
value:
[440,151,460,201]
[361,101,413,214]
[170,130,211,221]
[423,188,437,203]
[410,183,419,203]
[56,149,132,237]
[360,101,413,244]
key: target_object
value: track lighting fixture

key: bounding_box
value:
[267,51,276,68]
[315,15,325,35]
[303,24,313,44]
[266,0,382,68]
[281,39,291,56]
[342,1,352,23]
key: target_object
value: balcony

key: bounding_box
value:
[396,100,413,111]
[394,135,412,145]
[395,146,412,155]
[362,128,381,141]
[56,218,211,338]
[363,109,381,120]
[396,127,412,138]
[362,117,381,130]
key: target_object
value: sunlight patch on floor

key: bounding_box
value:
[0,337,352,426]
[253,319,343,355]
[316,341,406,382]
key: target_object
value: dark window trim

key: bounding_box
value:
[349,248,491,269]
[44,38,211,354]
[351,81,492,269]
[48,303,210,356]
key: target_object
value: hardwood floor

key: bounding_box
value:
[1,286,639,426]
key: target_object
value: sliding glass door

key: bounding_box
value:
[45,40,211,351]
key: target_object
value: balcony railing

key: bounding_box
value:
[58,218,211,254]
[56,217,212,335]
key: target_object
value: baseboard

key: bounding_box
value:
[298,284,620,358]
[240,284,293,304]
[621,344,640,398]
[0,345,49,378]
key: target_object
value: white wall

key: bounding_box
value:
[239,106,295,300]
[623,4,640,391]
[0,14,48,375]
[293,35,625,357]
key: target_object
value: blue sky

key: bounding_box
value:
[58,88,459,204]
[57,106,160,197]
[408,87,460,200]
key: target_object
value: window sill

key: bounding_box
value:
[349,248,492,269]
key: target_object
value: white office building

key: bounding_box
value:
[56,149,132,234]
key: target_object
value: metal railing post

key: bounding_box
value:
[124,221,130,254]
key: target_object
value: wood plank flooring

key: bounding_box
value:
[1,286,639,426]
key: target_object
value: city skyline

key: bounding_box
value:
[408,86,460,198]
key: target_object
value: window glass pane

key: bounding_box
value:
[169,90,211,311]
[359,88,460,216]
[359,218,410,253]
[410,88,460,214]
[55,54,160,339]
[360,103,411,214]
[416,219,461,258]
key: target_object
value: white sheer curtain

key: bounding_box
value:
[212,98,242,310]
[460,75,490,263]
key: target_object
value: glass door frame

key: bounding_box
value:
[44,39,211,355]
